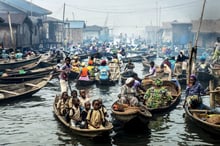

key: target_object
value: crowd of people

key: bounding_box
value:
[56,89,108,129]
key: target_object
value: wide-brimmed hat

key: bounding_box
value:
[125,77,134,85]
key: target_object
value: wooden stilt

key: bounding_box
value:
[209,80,215,108]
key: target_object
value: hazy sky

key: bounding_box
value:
[31,0,219,35]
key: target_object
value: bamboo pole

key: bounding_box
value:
[187,0,206,83]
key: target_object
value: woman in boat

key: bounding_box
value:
[56,91,70,117]
[119,77,139,106]
[159,63,172,80]
[71,56,80,73]
[69,98,81,127]
[145,61,156,78]
[86,99,105,129]
[87,59,96,79]
[78,62,90,81]
[59,57,72,93]
[98,60,110,80]
[143,79,172,108]
[185,74,206,109]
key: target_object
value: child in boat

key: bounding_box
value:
[98,98,108,117]
[80,101,91,129]
[68,90,78,108]
[56,92,70,118]
[79,90,90,109]
[69,98,81,127]
[86,99,105,129]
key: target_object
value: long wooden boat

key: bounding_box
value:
[184,104,220,135]
[0,55,41,71]
[0,66,56,84]
[53,96,113,138]
[0,74,52,101]
[76,78,96,86]
[142,79,181,114]
[120,71,137,84]
[122,55,143,63]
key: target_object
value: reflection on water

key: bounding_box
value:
[0,61,219,145]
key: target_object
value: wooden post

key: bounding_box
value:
[8,12,15,52]
[209,80,215,108]
[187,42,193,84]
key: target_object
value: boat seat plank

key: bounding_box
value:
[0,89,19,95]
[25,83,38,87]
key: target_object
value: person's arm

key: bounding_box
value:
[145,68,156,77]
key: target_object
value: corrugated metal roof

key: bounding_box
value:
[67,20,86,29]
[43,17,63,23]
[0,0,51,16]
[192,19,219,33]
[0,13,26,24]
[85,25,102,31]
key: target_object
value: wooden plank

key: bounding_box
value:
[25,83,38,87]
[0,89,18,95]
[189,109,211,113]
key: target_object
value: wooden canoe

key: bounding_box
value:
[53,96,113,138]
[0,55,41,71]
[120,71,137,84]
[0,74,52,102]
[76,78,96,86]
[142,79,182,114]
[0,66,56,84]
[184,104,220,135]
[111,101,152,126]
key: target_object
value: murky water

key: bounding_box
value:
[1,61,220,146]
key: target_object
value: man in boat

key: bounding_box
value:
[59,57,72,93]
[124,59,135,72]
[174,51,188,75]
[196,56,211,73]
[143,79,172,108]
[119,77,139,106]
[184,74,206,109]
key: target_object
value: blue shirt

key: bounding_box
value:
[185,82,205,97]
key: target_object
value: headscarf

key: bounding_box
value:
[190,74,197,80]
